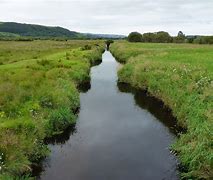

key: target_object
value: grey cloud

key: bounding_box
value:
[0,0,212,35]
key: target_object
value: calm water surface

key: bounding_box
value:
[37,51,179,180]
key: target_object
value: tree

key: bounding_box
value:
[127,32,142,42]
[155,31,172,43]
[174,31,185,43]
[105,39,114,50]
[142,33,156,42]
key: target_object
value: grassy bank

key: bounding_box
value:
[110,41,213,179]
[0,40,104,179]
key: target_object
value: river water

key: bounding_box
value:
[37,51,179,180]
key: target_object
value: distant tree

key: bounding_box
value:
[174,31,185,43]
[105,39,114,50]
[155,31,172,43]
[186,37,194,43]
[204,36,213,44]
[142,33,156,42]
[127,32,142,42]
[142,31,172,43]
[193,36,213,44]
[193,36,204,44]
[178,31,184,37]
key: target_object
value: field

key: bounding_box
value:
[110,41,213,179]
[0,40,104,179]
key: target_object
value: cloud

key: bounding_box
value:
[0,0,212,35]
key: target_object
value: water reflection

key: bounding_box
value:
[117,82,182,135]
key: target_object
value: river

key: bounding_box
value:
[36,50,179,180]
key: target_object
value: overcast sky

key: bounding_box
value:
[0,0,212,35]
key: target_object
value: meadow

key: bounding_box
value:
[110,41,213,179]
[0,40,104,179]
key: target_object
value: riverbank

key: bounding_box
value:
[110,41,213,179]
[0,40,104,179]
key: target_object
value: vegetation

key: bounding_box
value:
[192,36,213,44]
[0,32,20,38]
[127,32,142,42]
[110,41,213,179]
[128,31,172,43]
[127,31,213,44]
[0,40,104,179]
[0,22,83,39]
[0,22,126,41]
[105,39,114,50]
[173,31,185,43]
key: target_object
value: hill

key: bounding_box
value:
[0,22,126,39]
[0,22,84,39]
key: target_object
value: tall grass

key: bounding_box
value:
[110,41,213,179]
[0,40,104,178]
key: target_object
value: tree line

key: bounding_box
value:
[127,31,213,44]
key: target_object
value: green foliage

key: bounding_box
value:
[127,32,142,42]
[111,41,213,179]
[193,36,213,44]
[173,31,186,43]
[0,40,104,178]
[141,32,156,42]
[105,39,114,45]
[142,31,172,43]
[155,31,172,43]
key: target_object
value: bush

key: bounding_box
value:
[127,32,142,42]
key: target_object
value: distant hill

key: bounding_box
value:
[0,22,82,39]
[0,22,126,39]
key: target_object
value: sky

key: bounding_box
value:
[0,0,213,35]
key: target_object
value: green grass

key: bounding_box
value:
[0,40,104,179]
[110,41,213,179]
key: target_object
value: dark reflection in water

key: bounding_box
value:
[78,81,91,93]
[44,125,77,145]
[117,83,183,135]
[36,51,179,180]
